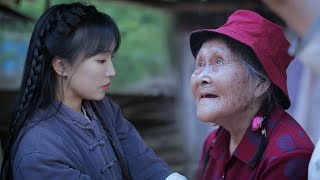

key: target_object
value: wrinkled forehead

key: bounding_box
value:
[197,38,239,61]
[201,39,230,51]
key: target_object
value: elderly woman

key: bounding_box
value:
[189,10,314,179]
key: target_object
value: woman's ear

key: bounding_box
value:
[253,79,271,98]
[52,57,67,77]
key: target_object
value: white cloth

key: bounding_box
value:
[287,15,320,180]
[289,16,320,73]
[166,172,188,180]
[309,139,320,179]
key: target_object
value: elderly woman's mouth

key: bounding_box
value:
[201,94,218,98]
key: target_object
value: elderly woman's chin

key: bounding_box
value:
[196,106,219,123]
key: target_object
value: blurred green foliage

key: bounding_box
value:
[91,1,173,93]
[1,0,172,93]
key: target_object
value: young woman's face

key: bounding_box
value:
[64,52,115,103]
[190,39,257,125]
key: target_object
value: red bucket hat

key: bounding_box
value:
[190,10,294,109]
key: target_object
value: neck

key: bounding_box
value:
[56,79,83,113]
[222,104,261,155]
[63,97,82,113]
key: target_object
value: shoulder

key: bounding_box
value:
[266,110,314,155]
[14,121,65,156]
[259,110,314,176]
[13,110,72,167]
[256,110,314,179]
[12,115,84,176]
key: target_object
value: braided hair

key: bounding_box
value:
[1,3,120,179]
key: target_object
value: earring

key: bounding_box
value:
[251,116,264,131]
[251,116,267,138]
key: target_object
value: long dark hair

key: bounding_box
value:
[1,3,120,179]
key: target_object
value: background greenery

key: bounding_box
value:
[0,0,173,93]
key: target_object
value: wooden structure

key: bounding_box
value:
[0,4,33,25]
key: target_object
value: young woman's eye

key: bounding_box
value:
[97,60,106,64]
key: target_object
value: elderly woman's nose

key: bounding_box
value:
[199,70,212,85]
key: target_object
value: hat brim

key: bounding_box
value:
[190,30,220,58]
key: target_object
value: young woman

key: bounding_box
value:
[0,3,186,180]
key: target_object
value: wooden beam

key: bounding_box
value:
[0,4,34,22]
[0,0,19,4]
[171,2,266,13]
[108,0,266,12]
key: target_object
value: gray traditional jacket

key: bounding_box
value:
[12,97,172,180]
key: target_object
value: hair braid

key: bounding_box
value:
[1,3,121,179]
[1,7,62,180]
[10,7,60,140]
[12,4,98,132]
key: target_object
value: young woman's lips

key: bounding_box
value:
[102,84,109,91]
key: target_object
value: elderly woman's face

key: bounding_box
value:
[190,39,256,124]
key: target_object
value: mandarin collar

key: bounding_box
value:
[210,108,283,167]
[52,99,97,126]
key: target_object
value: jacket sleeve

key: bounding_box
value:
[106,98,172,180]
[13,152,91,180]
[259,150,312,180]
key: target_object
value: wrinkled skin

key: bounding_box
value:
[190,39,266,129]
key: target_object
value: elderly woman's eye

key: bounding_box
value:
[197,61,205,67]
[216,59,223,65]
